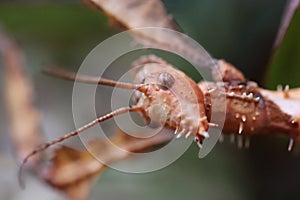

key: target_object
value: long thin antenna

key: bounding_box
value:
[43,67,147,91]
[18,105,142,189]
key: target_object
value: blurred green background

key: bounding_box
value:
[1,0,300,200]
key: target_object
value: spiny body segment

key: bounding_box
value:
[200,60,300,149]
[131,55,209,147]
[19,55,300,187]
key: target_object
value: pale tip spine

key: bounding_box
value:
[200,131,210,139]
[208,122,218,127]
[238,122,243,134]
[185,131,191,139]
[288,138,294,151]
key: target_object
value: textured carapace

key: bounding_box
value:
[19,55,300,189]
[131,55,209,146]
[199,60,300,149]
[212,59,246,83]
[19,54,211,187]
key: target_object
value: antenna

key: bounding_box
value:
[19,105,142,189]
[43,67,147,92]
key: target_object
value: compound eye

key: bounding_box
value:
[157,72,175,90]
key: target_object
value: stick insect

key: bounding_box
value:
[19,54,300,188]
[19,0,300,189]
[18,55,214,187]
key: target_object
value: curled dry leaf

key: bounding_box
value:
[9,0,300,199]
[43,146,101,200]
[43,129,173,200]
[84,0,178,30]
[85,0,215,70]
[0,28,43,167]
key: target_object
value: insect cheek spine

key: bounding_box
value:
[199,116,207,122]
[176,129,186,139]
[284,85,290,98]
[185,130,192,139]
[238,122,244,134]
[194,137,203,149]
[174,126,179,135]
[208,122,218,127]
[200,131,210,139]
[241,115,247,122]
[288,138,294,151]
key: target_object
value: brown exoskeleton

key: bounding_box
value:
[19,55,211,187]
[199,60,300,149]
[19,55,300,187]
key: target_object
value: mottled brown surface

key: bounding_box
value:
[3,0,299,199]
[131,55,209,137]
[199,60,300,139]
[213,60,246,82]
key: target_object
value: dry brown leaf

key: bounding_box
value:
[85,0,178,30]
[43,129,173,199]
[43,146,102,200]
[0,28,43,168]
[85,0,215,70]
[5,1,300,199]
